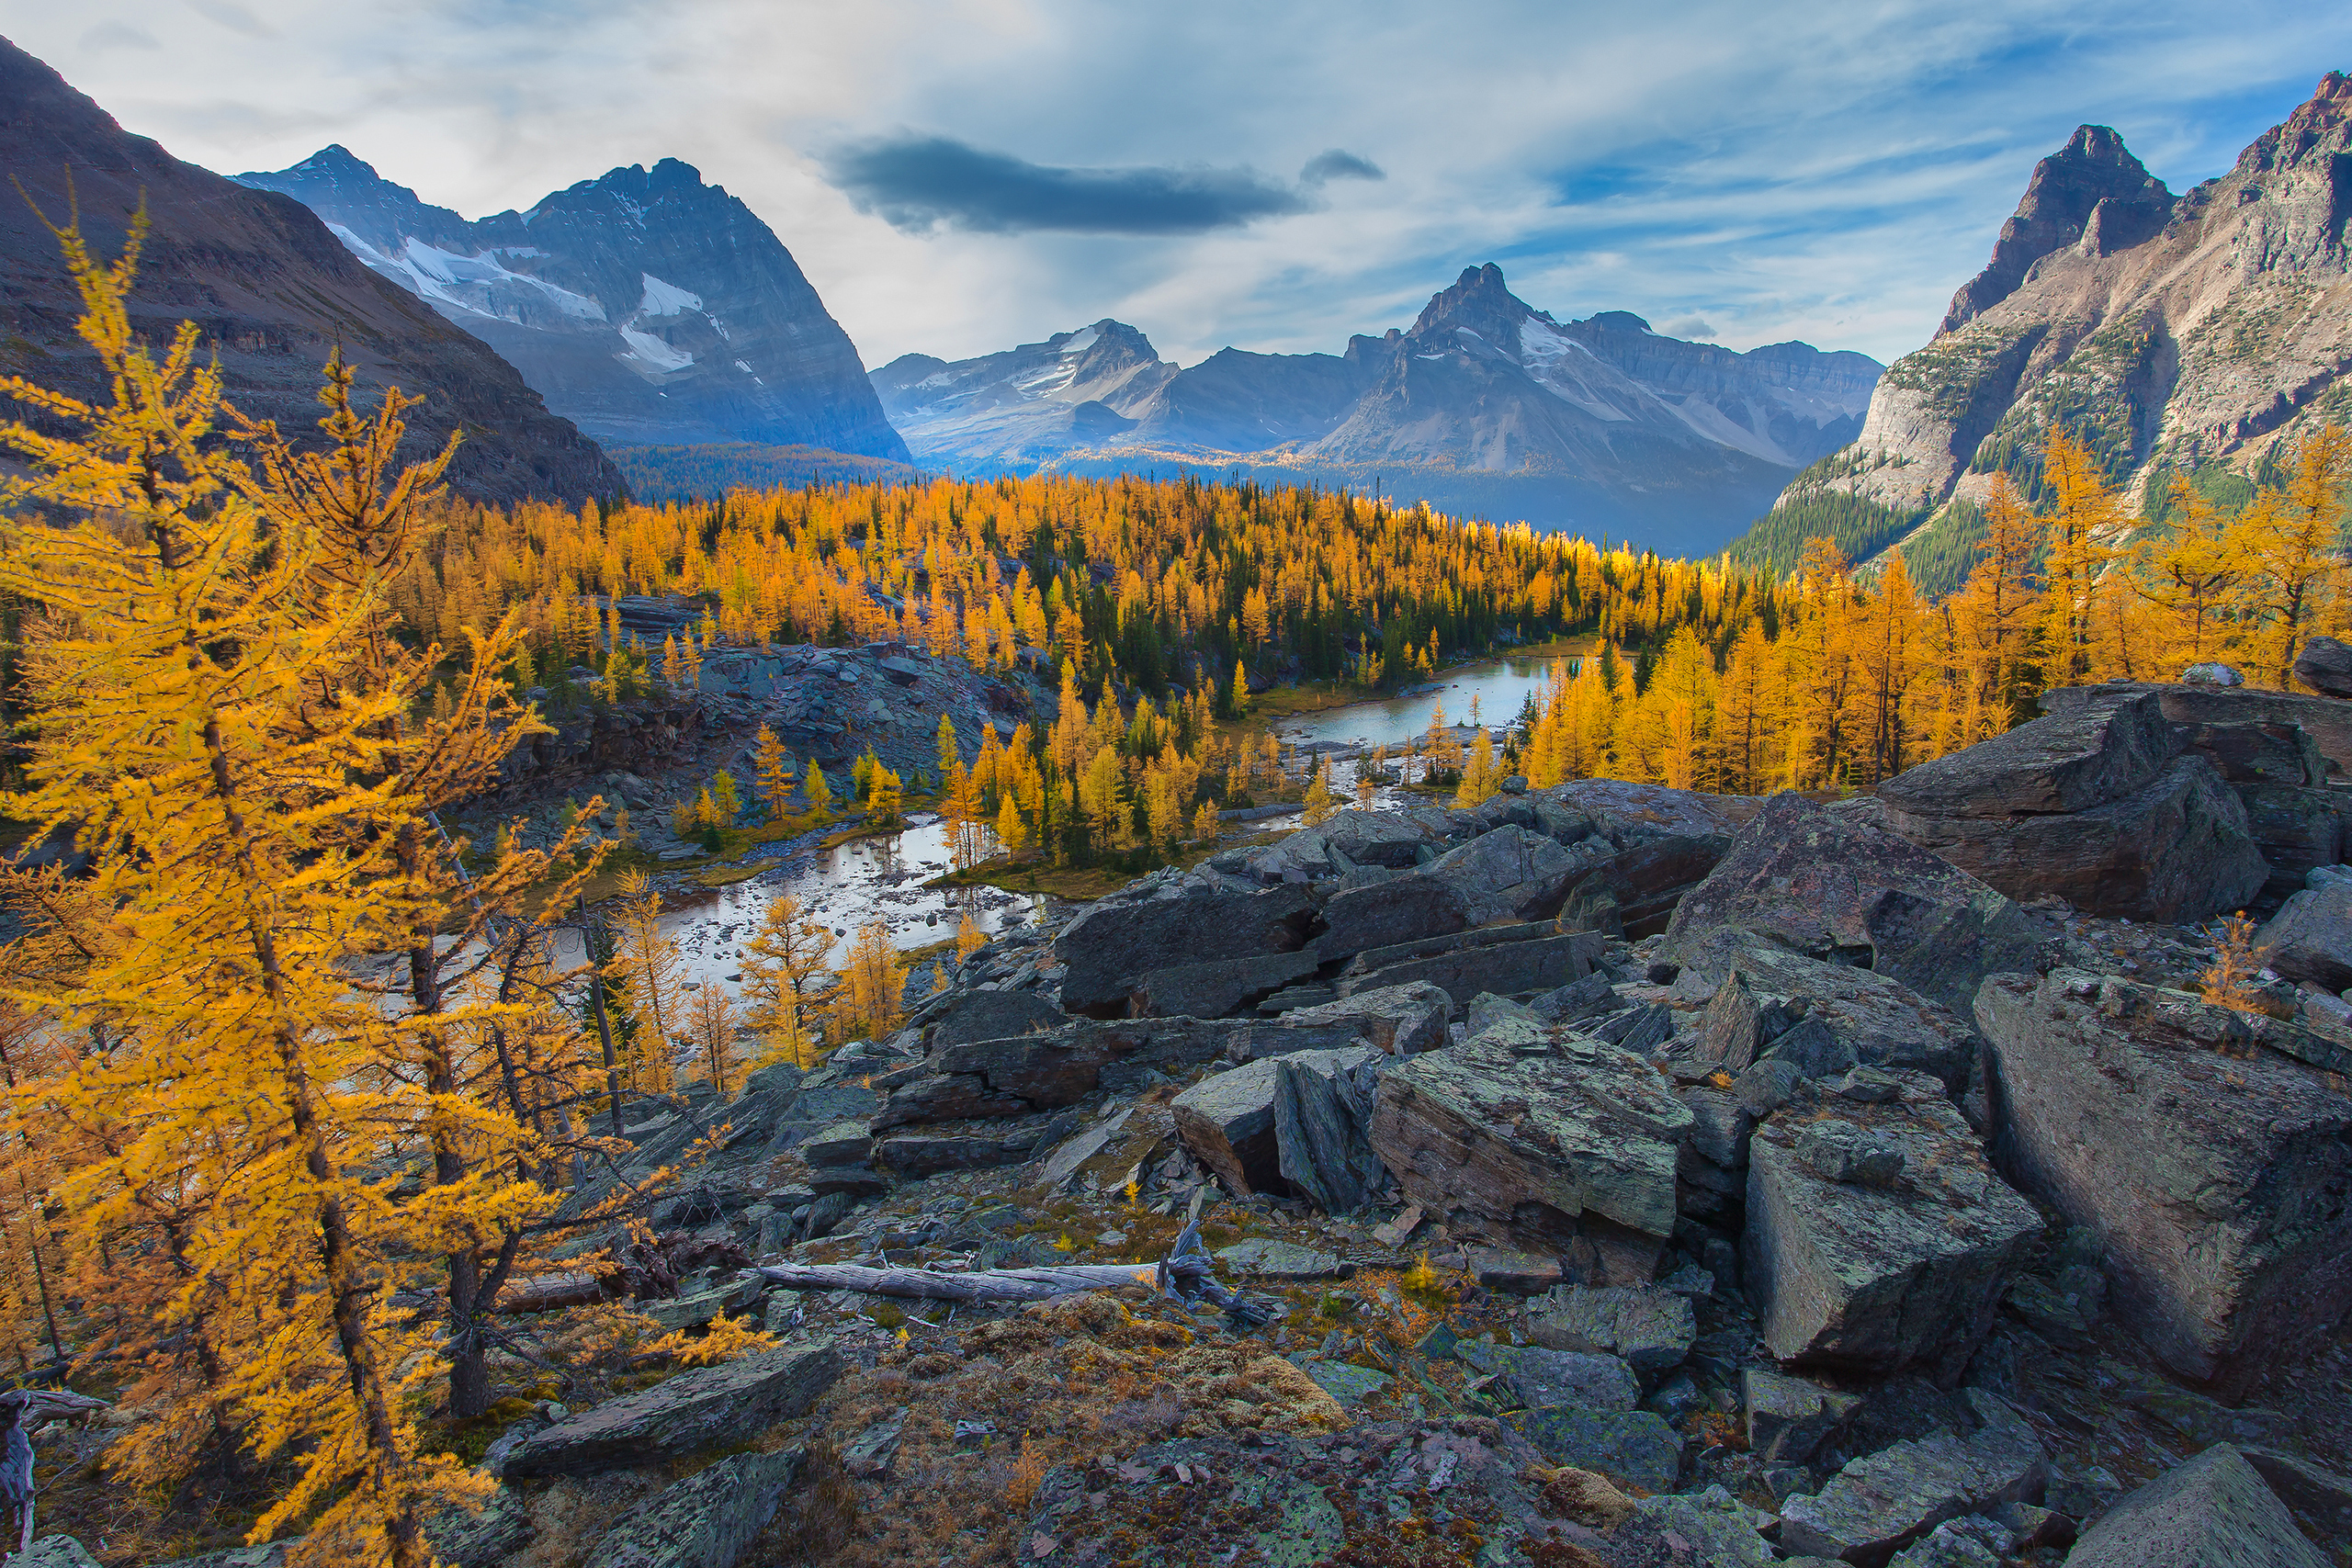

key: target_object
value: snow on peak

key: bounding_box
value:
[1057,325,1101,356]
[617,328,694,374]
[638,274,703,316]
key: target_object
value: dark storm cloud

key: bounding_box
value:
[1299,148,1384,185]
[825,134,1313,234]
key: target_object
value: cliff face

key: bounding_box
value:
[875,265,1881,554]
[238,149,910,461]
[0,39,618,503]
[1826,73,2352,516]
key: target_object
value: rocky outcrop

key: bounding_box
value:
[1875,694,2268,922]
[1055,885,1316,1016]
[1745,1079,2041,1383]
[2257,880,2352,990]
[1371,1029,1691,1282]
[1975,970,2352,1398]
[1525,1285,1696,1383]
[1664,794,2041,1017]
[2064,1443,2326,1568]
[0,41,617,503]
[2295,637,2352,699]
[2040,681,2352,784]
[497,1343,841,1476]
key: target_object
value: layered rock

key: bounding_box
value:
[1975,970,2352,1397]
[1778,1390,2047,1565]
[497,1343,841,1476]
[1054,884,1316,1016]
[2064,1443,2326,1568]
[2257,880,2352,990]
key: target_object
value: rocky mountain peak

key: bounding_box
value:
[2235,70,2352,178]
[1408,262,1532,346]
[1939,123,2174,333]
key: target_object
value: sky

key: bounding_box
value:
[11,1,2352,371]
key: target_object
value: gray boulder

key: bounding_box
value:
[1334,924,1603,1002]
[1456,1341,1642,1412]
[1743,1367,1860,1464]
[1877,690,2177,818]
[2040,681,2349,786]
[1055,883,1315,1015]
[1746,1087,2040,1383]
[1234,982,1451,1059]
[2257,883,2352,991]
[498,1343,842,1476]
[1371,1032,1690,1281]
[1525,1283,1695,1383]
[13,1544,100,1568]
[1127,949,1322,1019]
[1664,794,2040,1018]
[1975,970,2352,1398]
[922,988,1064,1048]
[1539,778,1764,842]
[585,1447,801,1568]
[1880,753,2268,923]
[1421,826,1585,924]
[2292,635,2352,700]
[1555,834,1730,938]
[1674,927,1982,1090]
[1314,874,1472,958]
[880,1015,1246,1126]
[1170,1046,1383,1201]
[2064,1443,2325,1568]
[1778,1389,2047,1565]
[1501,1404,1682,1494]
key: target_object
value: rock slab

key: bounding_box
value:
[585,1447,802,1568]
[499,1343,842,1476]
[2064,1443,2325,1568]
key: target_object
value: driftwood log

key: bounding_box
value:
[752,1203,1276,1325]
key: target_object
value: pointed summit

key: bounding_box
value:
[1940,125,2173,333]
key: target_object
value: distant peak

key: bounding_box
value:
[1588,310,1653,334]
[1939,120,2172,334]
[1411,262,1528,339]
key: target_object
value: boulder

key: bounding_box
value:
[874,1124,1061,1176]
[1055,883,1315,1016]
[2233,782,2344,898]
[1556,834,1731,937]
[498,1343,842,1476]
[798,1122,872,1166]
[1456,1342,1642,1412]
[1170,1046,1382,1199]
[1746,1087,2040,1384]
[1778,1390,2047,1566]
[1335,926,1603,1002]
[2292,635,2352,699]
[13,1544,99,1568]
[1500,1404,1683,1494]
[1234,982,1451,1059]
[1673,928,1984,1091]
[1420,828,1588,925]
[921,988,1064,1049]
[1742,1367,1860,1464]
[1314,874,1472,958]
[2256,883,2352,991]
[1975,970,2352,1398]
[1321,808,1448,866]
[2064,1443,2326,1568]
[1272,1050,1389,1213]
[584,1447,800,1568]
[881,1016,1246,1126]
[1664,795,2040,1018]
[1540,779,1767,842]
[1127,950,1322,1019]
[1215,1237,1353,1280]
[1371,1031,1690,1280]
[2041,681,2350,783]
[1877,691,2178,818]
[1882,753,2267,923]
[1525,1284,1696,1383]
[2174,719,2329,788]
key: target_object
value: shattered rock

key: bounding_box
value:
[1746,1089,2039,1383]
[1235,981,1452,1059]
[1456,1341,1641,1412]
[1170,1045,1382,1200]
[1976,969,2352,1397]
[2257,881,2352,992]
[1127,949,1322,1019]
[1777,1390,2047,1565]
[1742,1366,1860,1465]
[1501,1403,1683,1494]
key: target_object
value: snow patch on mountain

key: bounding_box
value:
[638,274,704,315]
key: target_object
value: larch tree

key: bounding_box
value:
[738,895,832,1070]
[608,872,684,1093]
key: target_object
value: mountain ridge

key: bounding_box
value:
[874,265,1882,554]
[237,146,910,462]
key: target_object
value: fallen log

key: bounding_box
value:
[751,1201,1277,1325]
[495,1271,616,1314]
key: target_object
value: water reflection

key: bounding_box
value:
[1276,654,1583,750]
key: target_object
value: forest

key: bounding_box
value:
[0,227,2345,1568]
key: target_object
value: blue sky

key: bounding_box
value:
[12,1,2351,368]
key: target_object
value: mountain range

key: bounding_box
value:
[874,266,1883,555]
[0,36,616,502]
[1738,70,2352,584]
[233,148,909,462]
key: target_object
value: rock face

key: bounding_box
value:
[1747,76,2352,558]
[2064,1443,2327,1568]
[1745,1082,2041,1383]
[498,1343,842,1476]
[1373,1030,1692,1281]
[1875,694,2268,922]
[1664,795,2041,1017]
[1055,884,1315,1016]
[0,40,616,503]
[235,147,909,461]
[1975,970,2352,1398]
[1778,1390,2047,1565]
[871,268,1882,555]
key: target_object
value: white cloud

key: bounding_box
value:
[17,0,2352,369]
